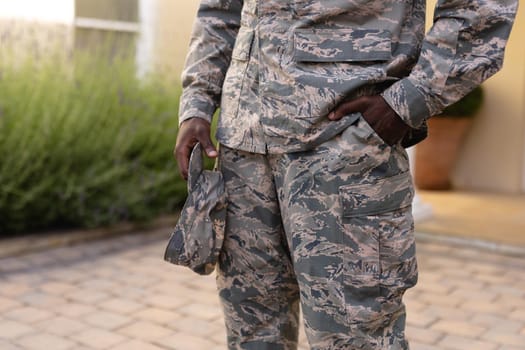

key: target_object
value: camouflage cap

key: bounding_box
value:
[164,143,227,275]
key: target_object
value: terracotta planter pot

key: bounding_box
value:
[415,117,473,190]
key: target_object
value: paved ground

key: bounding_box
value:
[418,191,525,248]
[1,229,524,350]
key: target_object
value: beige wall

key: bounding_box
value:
[152,0,199,76]
[162,1,525,194]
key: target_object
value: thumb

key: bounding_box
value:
[198,134,218,158]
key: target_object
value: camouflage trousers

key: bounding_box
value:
[216,115,418,350]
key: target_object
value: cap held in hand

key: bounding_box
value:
[164,143,227,275]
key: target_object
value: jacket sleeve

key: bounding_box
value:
[178,0,244,125]
[381,0,518,128]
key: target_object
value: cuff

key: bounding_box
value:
[178,92,217,126]
[381,78,431,129]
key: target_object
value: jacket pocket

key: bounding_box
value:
[285,28,393,123]
[340,170,414,218]
[293,28,392,62]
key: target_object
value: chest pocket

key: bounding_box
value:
[285,28,393,122]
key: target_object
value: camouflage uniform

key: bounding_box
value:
[179,0,517,348]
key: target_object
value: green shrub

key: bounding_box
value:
[0,47,187,235]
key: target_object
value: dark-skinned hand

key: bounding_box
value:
[174,118,217,180]
[327,95,410,146]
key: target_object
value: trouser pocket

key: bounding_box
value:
[339,171,417,330]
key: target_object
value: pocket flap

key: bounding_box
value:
[232,27,255,61]
[293,28,392,62]
[340,171,414,217]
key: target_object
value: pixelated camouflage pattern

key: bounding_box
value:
[217,118,417,349]
[180,0,517,153]
[164,144,226,275]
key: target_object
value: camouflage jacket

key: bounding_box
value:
[179,0,517,154]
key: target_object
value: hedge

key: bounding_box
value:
[0,47,187,235]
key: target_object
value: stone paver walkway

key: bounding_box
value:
[1,228,524,350]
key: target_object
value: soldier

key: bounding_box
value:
[175,0,517,349]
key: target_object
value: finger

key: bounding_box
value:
[175,137,196,180]
[176,147,190,180]
[328,96,370,120]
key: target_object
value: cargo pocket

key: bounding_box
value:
[339,171,416,329]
